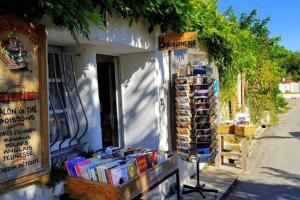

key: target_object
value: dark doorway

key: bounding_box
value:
[97,61,119,148]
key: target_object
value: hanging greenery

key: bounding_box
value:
[0,0,289,124]
[0,0,104,43]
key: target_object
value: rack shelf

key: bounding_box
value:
[174,73,217,162]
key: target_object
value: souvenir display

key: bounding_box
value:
[175,65,217,163]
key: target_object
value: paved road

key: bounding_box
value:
[226,98,300,200]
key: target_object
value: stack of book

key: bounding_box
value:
[64,147,168,186]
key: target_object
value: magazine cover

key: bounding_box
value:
[136,154,148,174]
[127,159,138,179]
[109,164,130,186]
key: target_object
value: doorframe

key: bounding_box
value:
[114,57,125,148]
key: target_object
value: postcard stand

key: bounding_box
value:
[182,157,218,198]
[175,65,218,198]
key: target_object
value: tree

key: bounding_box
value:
[282,52,300,81]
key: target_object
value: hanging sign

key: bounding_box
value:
[158,32,197,51]
[0,14,49,191]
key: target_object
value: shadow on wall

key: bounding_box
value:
[48,15,154,52]
[226,167,300,200]
[120,52,160,149]
[92,15,153,50]
[63,49,101,151]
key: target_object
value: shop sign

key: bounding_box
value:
[158,32,197,51]
[0,14,49,190]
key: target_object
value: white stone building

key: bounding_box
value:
[0,14,213,200]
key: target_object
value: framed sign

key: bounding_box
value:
[0,14,49,191]
[158,32,197,51]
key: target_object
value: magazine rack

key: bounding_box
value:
[175,66,219,198]
[64,155,179,200]
[174,69,218,162]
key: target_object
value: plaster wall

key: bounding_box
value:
[64,45,102,151]
[119,50,170,151]
[47,15,154,54]
[291,82,300,93]
[279,83,292,93]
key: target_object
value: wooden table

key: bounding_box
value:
[64,155,180,200]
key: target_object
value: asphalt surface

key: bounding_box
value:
[225,98,300,200]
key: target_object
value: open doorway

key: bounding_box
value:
[97,55,119,148]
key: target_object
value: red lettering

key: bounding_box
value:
[0,92,39,102]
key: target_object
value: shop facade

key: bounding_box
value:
[45,15,171,153]
[0,13,214,199]
[0,14,168,199]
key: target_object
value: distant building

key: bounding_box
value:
[279,77,300,93]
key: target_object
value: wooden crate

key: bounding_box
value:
[235,126,256,137]
[65,155,178,200]
[217,124,235,134]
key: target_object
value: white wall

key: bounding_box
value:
[279,83,291,93]
[119,51,169,150]
[279,82,300,93]
[90,15,155,50]
[64,45,102,151]
[291,82,300,93]
[47,15,154,54]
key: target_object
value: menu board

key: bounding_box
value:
[0,15,49,189]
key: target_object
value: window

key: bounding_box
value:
[47,47,88,155]
[48,52,71,144]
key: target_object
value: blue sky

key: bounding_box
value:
[218,0,300,51]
